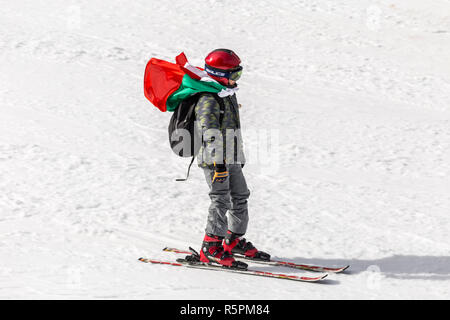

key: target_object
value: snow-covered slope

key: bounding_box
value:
[1,0,449,299]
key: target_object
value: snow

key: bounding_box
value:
[1,0,449,299]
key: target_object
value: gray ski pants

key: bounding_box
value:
[203,164,250,237]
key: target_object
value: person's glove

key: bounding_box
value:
[211,162,228,183]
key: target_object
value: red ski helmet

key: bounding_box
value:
[204,49,243,85]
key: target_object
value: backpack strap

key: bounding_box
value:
[175,155,196,182]
[211,93,226,126]
[176,93,226,182]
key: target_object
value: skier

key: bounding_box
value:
[142,50,349,278]
[195,49,270,268]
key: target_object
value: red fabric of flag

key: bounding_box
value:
[143,57,185,112]
[143,52,203,112]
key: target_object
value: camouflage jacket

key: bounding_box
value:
[195,93,245,168]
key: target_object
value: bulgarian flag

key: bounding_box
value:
[144,52,236,112]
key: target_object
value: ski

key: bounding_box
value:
[163,247,349,273]
[138,257,328,283]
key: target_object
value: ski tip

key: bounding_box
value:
[296,273,328,282]
[312,273,328,282]
[333,265,350,273]
[313,273,328,281]
[322,265,350,273]
[341,265,350,272]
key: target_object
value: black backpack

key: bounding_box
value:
[168,93,225,181]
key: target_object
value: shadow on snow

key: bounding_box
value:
[273,255,450,280]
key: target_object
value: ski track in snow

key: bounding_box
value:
[0,0,449,299]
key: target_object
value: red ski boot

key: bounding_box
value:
[223,231,271,261]
[199,234,247,269]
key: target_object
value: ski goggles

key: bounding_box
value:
[228,67,243,81]
[205,65,243,81]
